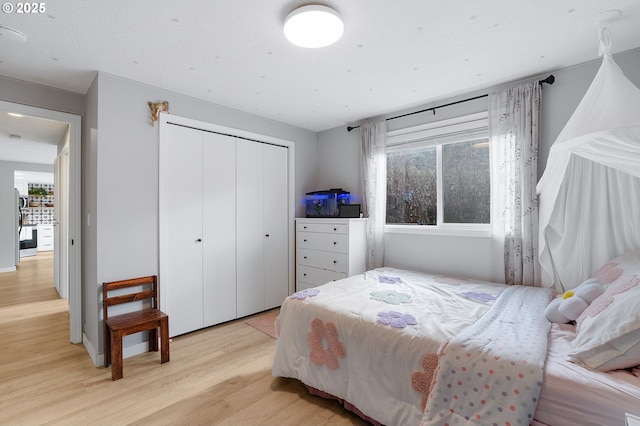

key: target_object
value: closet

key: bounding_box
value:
[160,121,289,337]
[236,139,289,317]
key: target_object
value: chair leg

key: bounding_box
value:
[149,328,158,352]
[160,318,170,364]
[104,325,112,367]
[111,330,124,381]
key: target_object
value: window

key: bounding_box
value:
[385,113,490,227]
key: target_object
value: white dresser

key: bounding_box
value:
[37,224,54,252]
[296,218,367,291]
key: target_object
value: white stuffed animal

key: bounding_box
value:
[545,278,606,323]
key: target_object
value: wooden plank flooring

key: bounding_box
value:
[0,253,368,425]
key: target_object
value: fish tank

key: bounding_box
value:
[305,189,350,218]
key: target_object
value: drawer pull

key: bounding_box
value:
[304,239,307,242]
[304,226,308,229]
[333,260,337,264]
[333,241,337,245]
[303,273,307,276]
[304,256,308,259]
[333,227,337,231]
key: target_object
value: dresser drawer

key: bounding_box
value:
[297,232,347,253]
[298,248,348,273]
[297,222,347,234]
[297,265,347,288]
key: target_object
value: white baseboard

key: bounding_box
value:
[84,332,151,368]
[83,332,99,366]
[0,266,17,273]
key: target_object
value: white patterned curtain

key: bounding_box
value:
[489,82,542,286]
[360,120,387,270]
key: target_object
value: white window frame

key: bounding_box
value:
[385,112,491,237]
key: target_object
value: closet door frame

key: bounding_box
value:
[158,114,295,315]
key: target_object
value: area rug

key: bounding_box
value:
[245,308,279,339]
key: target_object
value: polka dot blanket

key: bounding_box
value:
[422,285,553,426]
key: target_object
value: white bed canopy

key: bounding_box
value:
[537,29,640,292]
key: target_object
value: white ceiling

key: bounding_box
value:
[0,112,67,164]
[1,1,640,133]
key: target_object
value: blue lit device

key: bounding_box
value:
[305,188,350,218]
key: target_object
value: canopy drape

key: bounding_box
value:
[537,29,640,291]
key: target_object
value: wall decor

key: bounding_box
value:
[148,101,169,126]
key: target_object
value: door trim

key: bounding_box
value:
[0,100,82,343]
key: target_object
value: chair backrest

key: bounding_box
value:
[102,275,159,321]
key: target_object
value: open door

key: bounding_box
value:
[54,142,70,299]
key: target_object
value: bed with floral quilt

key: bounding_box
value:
[272,267,554,425]
[272,257,640,426]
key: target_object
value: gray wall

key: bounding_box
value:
[0,75,85,116]
[316,48,640,281]
[84,72,317,361]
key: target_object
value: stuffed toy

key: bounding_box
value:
[545,278,606,323]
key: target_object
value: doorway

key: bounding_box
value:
[0,100,82,344]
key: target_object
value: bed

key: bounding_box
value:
[272,251,640,425]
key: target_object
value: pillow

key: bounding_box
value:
[568,249,640,371]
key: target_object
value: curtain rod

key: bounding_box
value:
[346,74,555,132]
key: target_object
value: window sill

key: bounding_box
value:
[384,224,492,238]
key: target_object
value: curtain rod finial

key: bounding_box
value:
[539,75,555,85]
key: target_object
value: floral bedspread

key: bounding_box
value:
[421,285,553,425]
[272,268,510,425]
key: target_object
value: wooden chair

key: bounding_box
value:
[102,275,169,380]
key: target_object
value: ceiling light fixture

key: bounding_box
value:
[0,25,28,43]
[284,5,344,48]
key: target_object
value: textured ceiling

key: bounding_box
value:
[1,0,640,134]
[0,112,66,164]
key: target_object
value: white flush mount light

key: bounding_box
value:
[284,5,344,48]
[0,25,28,43]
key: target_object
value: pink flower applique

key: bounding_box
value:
[434,275,470,285]
[307,318,346,370]
[576,275,639,331]
[593,262,623,284]
[411,353,439,410]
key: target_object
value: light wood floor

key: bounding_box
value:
[0,253,367,425]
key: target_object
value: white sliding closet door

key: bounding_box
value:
[236,139,288,317]
[263,143,289,309]
[161,116,291,333]
[236,139,265,317]
[202,132,237,326]
[160,124,204,337]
